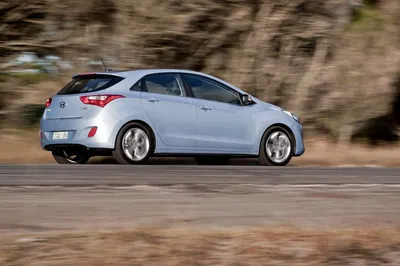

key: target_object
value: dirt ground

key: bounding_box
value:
[1,132,400,166]
[2,228,400,266]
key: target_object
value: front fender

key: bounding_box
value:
[251,110,304,156]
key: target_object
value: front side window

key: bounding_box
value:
[184,74,241,105]
[143,74,183,96]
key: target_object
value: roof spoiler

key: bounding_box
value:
[72,72,127,79]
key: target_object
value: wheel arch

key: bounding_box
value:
[114,120,157,153]
[262,123,297,156]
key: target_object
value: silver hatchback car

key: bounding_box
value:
[40,69,304,165]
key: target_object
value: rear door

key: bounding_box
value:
[45,74,124,119]
[140,73,198,147]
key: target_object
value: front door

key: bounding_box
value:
[183,74,256,150]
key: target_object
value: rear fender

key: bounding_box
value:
[104,95,163,150]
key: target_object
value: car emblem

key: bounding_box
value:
[59,101,66,108]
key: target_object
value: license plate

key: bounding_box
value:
[53,132,68,140]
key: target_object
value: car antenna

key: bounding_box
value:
[100,58,111,72]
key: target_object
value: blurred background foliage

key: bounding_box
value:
[0,0,399,144]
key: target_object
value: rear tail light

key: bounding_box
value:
[80,95,125,108]
[88,127,98,138]
[45,98,52,108]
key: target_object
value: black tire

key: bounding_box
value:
[52,149,90,164]
[112,122,154,165]
[258,126,294,166]
[195,156,230,165]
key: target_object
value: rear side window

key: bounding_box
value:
[143,74,183,96]
[58,75,124,95]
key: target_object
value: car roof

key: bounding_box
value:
[125,69,219,78]
[83,69,221,80]
[75,69,248,95]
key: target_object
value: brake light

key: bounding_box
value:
[88,127,98,138]
[80,95,125,107]
[45,98,52,108]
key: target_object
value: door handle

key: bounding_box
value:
[147,98,160,103]
[200,105,212,111]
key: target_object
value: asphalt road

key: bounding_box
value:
[1,165,400,233]
[1,164,400,186]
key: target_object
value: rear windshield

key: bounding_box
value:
[57,75,124,95]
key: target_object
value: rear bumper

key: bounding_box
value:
[44,144,113,157]
[44,144,88,151]
[40,109,119,150]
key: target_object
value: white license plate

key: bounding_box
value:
[53,132,68,140]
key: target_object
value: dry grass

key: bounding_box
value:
[1,227,400,265]
[0,131,53,164]
[298,139,400,166]
[2,132,400,166]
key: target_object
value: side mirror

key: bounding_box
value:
[241,94,253,105]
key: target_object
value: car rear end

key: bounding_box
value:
[40,72,127,155]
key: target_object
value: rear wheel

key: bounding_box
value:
[258,126,293,166]
[195,156,230,165]
[113,122,154,164]
[52,149,90,164]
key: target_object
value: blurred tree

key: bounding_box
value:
[0,0,399,145]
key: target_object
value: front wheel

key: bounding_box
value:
[52,149,90,164]
[258,126,293,166]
